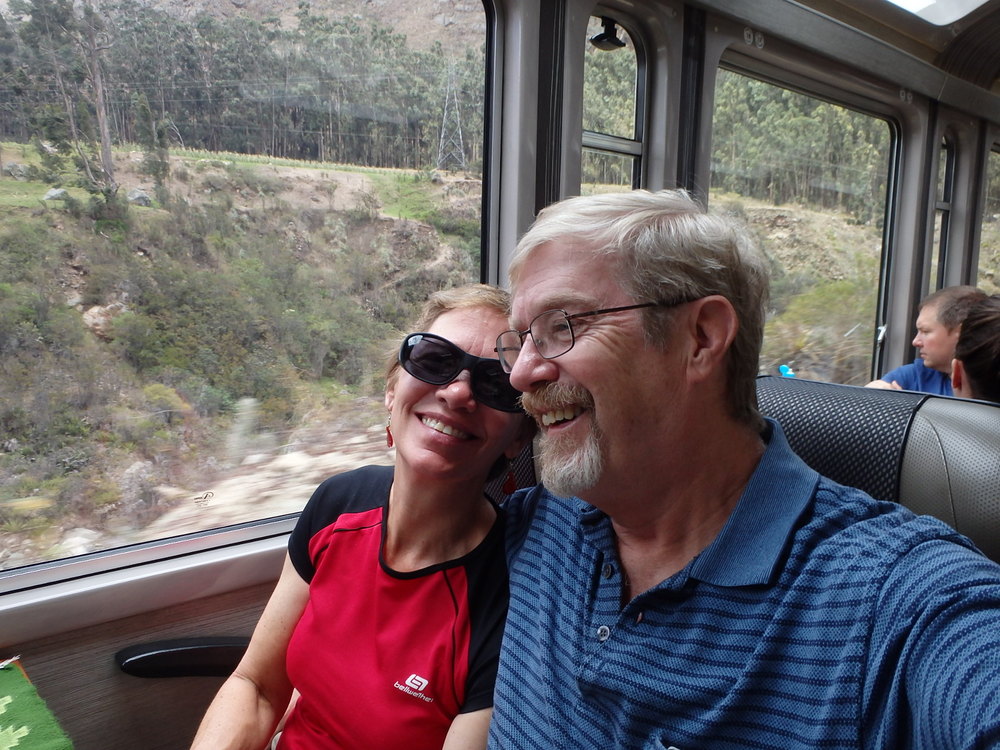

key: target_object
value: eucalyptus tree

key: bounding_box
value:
[0,14,21,149]
[10,0,119,213]
[712,69,889,223]
[100,0,199,146]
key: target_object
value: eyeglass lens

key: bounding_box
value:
[496,301,676,372]
[496,310,575,372]
[401,333,522,412]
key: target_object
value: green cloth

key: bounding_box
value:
[0,658,73,750]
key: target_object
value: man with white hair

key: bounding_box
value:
[488,189,1000,749]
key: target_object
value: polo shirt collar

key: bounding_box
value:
[576,419,818,588]
[689,418,818,587]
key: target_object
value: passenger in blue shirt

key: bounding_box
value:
[489,189,1000,750]
[866,285,985,395]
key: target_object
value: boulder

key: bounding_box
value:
[82,301,128,340]
[127,188,152,206]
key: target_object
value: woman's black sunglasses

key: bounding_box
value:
[399,332,523,413]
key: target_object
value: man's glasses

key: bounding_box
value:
[495,301,691,373]
[399,332,523,413]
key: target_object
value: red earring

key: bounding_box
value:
[386,420,394,448]
[502,467,517,494]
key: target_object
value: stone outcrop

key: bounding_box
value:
[82,302,129,340]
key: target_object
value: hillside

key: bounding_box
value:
[0,147,481,568]
[122,0,486,50]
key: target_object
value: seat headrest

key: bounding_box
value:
[756,375,1000,562]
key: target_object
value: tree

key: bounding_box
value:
[12,0,119,213]
[133,91,170,203]
[0,15,21,165]
[79,2,115,191]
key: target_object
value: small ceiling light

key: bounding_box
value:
[590,16,626,50]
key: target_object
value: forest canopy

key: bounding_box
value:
[0,0,484,177]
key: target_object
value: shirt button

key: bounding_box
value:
[596,625,611,642]
[635,611,644,624]
[601,563,614,579]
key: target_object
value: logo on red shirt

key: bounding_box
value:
[394,673,434,702]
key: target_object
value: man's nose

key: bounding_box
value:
[509,337,558,393]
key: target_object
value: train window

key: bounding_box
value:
[930,137,955,289]
[979,146,1000,295]
[711,68,892,385]
[582,15,641,194]
[0,1,487,574]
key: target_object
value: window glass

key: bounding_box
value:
[929,138,954,290]
[583,16,637,139]
[885,0,992,26]
[582,15,641,192]
[978,147,1000,295]
[581,150,636,195]
[711,68,892,385]
[0,1,486,571]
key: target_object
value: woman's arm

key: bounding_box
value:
[190,555,310,750]
[442,708,492,750]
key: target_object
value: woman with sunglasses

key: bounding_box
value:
[191,284,533,750]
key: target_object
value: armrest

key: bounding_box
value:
[115,636,249,677]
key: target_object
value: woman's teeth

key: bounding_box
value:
[422,417,471,439]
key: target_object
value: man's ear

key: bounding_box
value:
[951,357,964,394]
[685,295,739,381]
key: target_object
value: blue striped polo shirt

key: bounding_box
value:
[488,420,1000,749]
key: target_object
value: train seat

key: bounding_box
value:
[756,375,1000,562]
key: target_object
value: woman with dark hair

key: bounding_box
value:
[191,284,533,750]
[951,294,1000,403]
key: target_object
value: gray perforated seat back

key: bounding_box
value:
[900,398,1000,560]
[756,376,924,503]
[756,375,1000,562]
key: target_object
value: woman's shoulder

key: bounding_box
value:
[312,464,393,498]
[288,465,394,581]
[298,465,394,532]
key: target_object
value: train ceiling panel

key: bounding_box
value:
[796,0,1000,91]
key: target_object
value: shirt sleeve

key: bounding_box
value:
[287,465,394,583]
[879,362,917,388]
[287,480,328,583]
[866,538,1000,748]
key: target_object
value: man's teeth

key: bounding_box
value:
[540,406,583,426]
[422,417,471,439]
